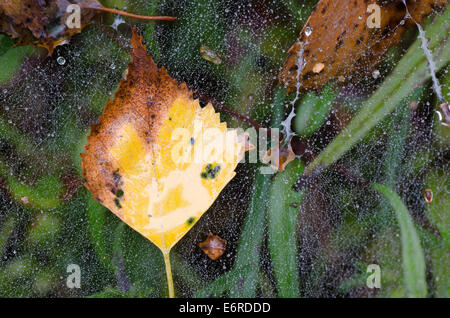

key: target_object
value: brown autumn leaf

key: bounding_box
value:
[0,0,176,55]
[199,232,227,260]
[0,0,99,55]
[279,0,447,92]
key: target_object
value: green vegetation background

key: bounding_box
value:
[0,0,448,297]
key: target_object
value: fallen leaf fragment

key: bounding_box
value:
[424,189,433,204]
[199,45,222,65]
[279,0,447,92]
[199,232,227,260]
[262,141,296,172]
[0,0,176,55]
[0,0,98,55]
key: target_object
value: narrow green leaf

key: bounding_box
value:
[231,171,272,297]
[87,199,114,271]
[425,170,450,250]
[294,83,336,137]
[268,159,304,297]
[372,184,428,298]
[272,87,287,129]
[194,271,233,297]
[383,90,420,187]
[0,45,34,84]
[415,223,449,298]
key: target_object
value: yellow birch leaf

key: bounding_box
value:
[81,28,245,297]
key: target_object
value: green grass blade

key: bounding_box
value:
[232,171,272,297]
[86,198,115,271]
[414,222,449,298]
[376,89,419,222]
[227,86,287,297]
[382,90,421,188]
[268,159,304,297]
[372,184,428,298]
[294,83,337,137]
[304,7,450,175]
[425,170,450,250]
[194,271,233,297]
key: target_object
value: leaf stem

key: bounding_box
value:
[162,250,175,298]
[81,5,177,21]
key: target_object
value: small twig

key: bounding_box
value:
[81,5,177,21]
